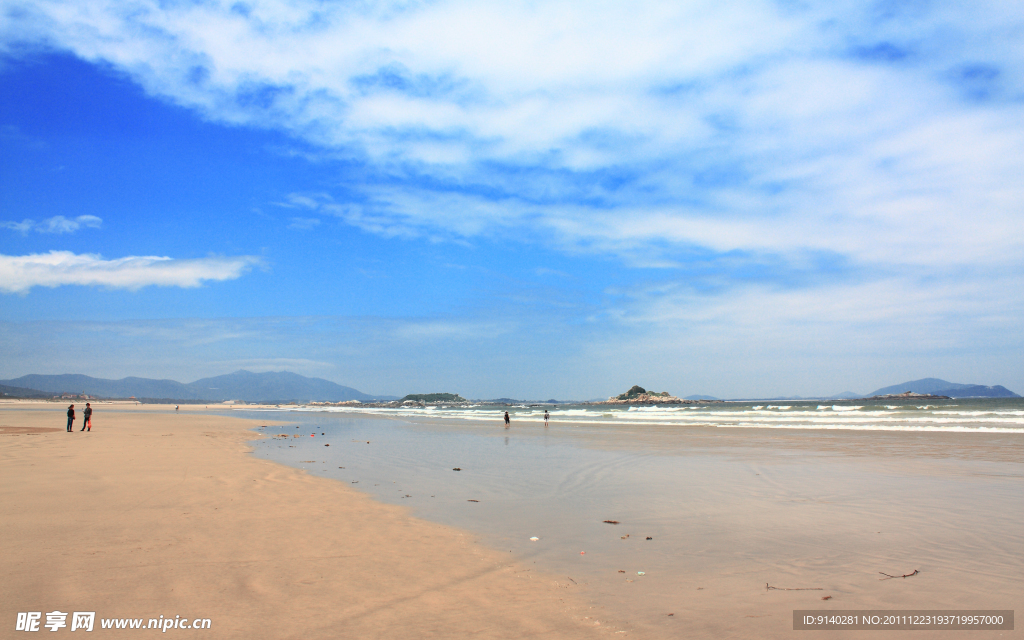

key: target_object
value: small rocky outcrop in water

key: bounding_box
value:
[615,385,671,400]
[310,392,470,408]
[400,393,467,403]
[592,385,719,405]
[867,391,951,401]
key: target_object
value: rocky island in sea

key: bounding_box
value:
[591,385,722,406]
[866,390,951,401]
[310,392,471,408]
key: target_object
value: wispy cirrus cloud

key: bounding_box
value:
[2,215,102,234]
[571,269,1024,398]
[207,358,336,375]
[0,251,261,293]
[287,217,320,230]
[0,219,33,234]
[3,1,1020,270]
[272,193,332,210]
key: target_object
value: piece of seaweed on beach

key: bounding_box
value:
[603,520,619,524]
[879,569,918,580]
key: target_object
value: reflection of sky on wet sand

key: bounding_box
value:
[245,410,1024,638]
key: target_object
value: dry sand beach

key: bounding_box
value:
[0,404,609,639]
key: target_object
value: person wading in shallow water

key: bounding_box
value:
[504,411,510,428]
[81,403,92,431]
[66,404,75,432]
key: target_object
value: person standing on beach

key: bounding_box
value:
[544,410,549,427]
[81,403,92,431]
[66,404,75,432]
[504,411,510,428]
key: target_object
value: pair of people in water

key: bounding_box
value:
[503,410,551,427]
[66,403,93,432]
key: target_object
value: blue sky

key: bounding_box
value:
[1,0,1022,399]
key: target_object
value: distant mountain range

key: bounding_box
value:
[0,383,51,399]
[867,378,1020,398]
[0,370,397,403]
[3,372,1018,403]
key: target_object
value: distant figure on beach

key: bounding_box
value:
[504,411,510,428]
[544,410,549,426]
[175,405,179,412]
[66,404,75,432]
[81,403,92,431]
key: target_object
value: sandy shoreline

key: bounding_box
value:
[0,405,610,639]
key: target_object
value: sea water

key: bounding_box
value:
[250,397,1024,433]
[241,399,1024,635]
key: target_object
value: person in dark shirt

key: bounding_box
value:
[66,405,75,432]
[81,403,93,431]
[504,411,510,428]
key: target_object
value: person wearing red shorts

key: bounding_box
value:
[81,403,92,431]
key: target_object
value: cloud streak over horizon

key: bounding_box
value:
[0,251,261,293]
[2,215,103,234]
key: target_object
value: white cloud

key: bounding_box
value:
[570,271,1024,398]
[0,251,260,293]
[40,215,103,233]
[287,217,321,230]
[206,358,336,375]
[390,319,515,342]
[273,193,331,209]
[2,0,1023,288]
[534,267,570,278]
[1,215,103,234]
[1,219,34,234]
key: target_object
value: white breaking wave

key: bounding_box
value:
[718,423,1024,433]
[244,399,1024,433]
